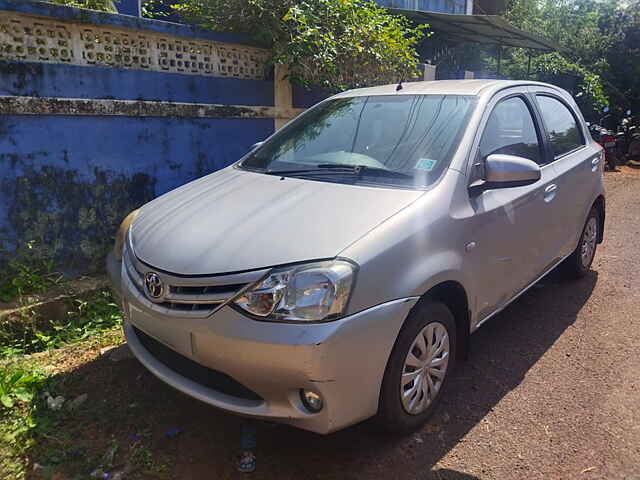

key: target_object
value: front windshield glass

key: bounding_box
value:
[240,94,476,188]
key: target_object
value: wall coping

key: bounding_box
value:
[0,0,262,46]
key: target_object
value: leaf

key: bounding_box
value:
[9,371,24,386]
[14,390,33,403]
[1,394,14,408]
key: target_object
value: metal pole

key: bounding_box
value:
[527,52,532,78]
[497,46,502,77]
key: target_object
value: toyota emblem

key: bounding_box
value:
[144,272,164,300]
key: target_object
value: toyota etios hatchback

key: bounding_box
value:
[107,80,605,434]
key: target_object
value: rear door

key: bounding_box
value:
[529,87,598,257]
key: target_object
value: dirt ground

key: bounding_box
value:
[30,166,640,480]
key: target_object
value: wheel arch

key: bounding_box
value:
[375,280,471,427]
[419,280,471,361]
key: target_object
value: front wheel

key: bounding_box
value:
[376,301,457,434]
[562,208,599,278]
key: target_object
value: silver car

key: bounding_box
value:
[107,80,605,434]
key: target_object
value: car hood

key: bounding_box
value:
[130,167,423,275]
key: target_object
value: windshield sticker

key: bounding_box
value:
[415,158,438,172]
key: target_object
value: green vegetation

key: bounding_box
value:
[0,242,61,304]
[171,0,428,91]
[501,0,640,120]
[0,287,127,479]
[0,364,48,479]
[0,326,182,480]
[47,0,118,11]
[0,368,45,409]
[0,289,123,358]
[0,332,117,479]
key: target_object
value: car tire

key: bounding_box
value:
[562,208,600,279]
[376,300,457,434]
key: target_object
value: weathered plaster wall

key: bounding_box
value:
[0,61,275,105]
[0,0,293,273]
[0,115,272,270]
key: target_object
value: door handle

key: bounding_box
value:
[544,184,557,202]
[591,157,600,171]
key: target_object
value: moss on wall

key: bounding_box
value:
[1,166,155,273]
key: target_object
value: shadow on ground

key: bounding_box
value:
[25,270,597,480]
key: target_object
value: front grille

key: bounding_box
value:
[170,284,246,296]
[133,326,263,402]
[158,302,213,312]
[123,247,249,316]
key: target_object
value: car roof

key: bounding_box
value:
[331,79,565,99]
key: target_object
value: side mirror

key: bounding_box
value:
[470,154,541,194]
[250,141,264,151]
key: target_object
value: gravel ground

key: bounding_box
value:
[26,167,639,480]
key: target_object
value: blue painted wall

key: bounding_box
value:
[0,1,277,272]
[0,115,274,199]
[0,115,273,272]
[0,61,274,106]
[117,0,141,17]
[292,84,331,109]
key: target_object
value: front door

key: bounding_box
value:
[464,92,561,325]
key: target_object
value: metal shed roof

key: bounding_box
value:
[392,9,560,51]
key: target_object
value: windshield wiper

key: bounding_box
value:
[265,164,356,176]
[266,163,414,180]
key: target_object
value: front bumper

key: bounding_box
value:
[108,254,418,434]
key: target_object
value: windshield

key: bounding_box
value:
[240,94,476,188]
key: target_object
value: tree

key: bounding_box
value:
[500,0,614,119]
[505,0,615,71]
[600,1,640,120]
[171,0,428,91]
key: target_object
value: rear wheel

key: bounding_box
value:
[376,301,456,434]
[562,208,599,278]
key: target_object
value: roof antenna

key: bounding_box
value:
[396,80,403,92]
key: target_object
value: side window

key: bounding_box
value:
[478,96,543,167]
[536,95,585,158]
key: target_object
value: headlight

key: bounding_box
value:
[233,260,356,322]
[113,209,140,261]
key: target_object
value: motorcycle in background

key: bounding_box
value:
[628,129,640,162]
[601,130,618,171]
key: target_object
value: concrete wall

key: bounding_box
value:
[0,0,313,272]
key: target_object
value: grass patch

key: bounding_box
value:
[0,242,62,304]
[0,286,125,477]
[0,327,127,480]
[0,326,181,480]
[0,281,181,479]
[0,363,49,479]
[0,290,122,358]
